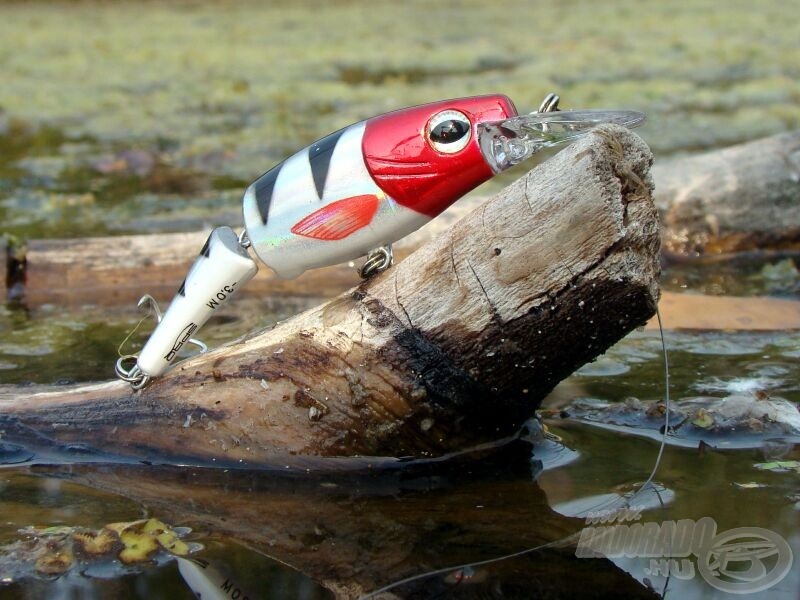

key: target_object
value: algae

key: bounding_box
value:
[1,0,799,239]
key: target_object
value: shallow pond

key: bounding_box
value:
[1,0,799,597]
[1,288,799,598]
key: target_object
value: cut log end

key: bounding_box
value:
[2,125,660,466]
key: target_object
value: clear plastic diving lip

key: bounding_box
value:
[478,109,646,173]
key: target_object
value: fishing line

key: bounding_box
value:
[641,305,670,492]
[359,306,672,600]
[116,314,150,358]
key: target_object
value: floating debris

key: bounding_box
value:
[117,527,160,565]
[691,408,715,429]
[32,537,74,576]
[73,529,121,557]
[557,394,800,448]
[0,518,200,583]
[753,460,800,473]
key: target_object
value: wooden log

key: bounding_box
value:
[654,130,800,255]
[0,124,660,466]
[9,204,474,307]
[6,130,798,306]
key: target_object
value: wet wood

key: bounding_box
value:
[0,124,660,465]
[655,130,800,255]
[7,130,799,306]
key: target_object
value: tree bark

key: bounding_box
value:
[6,130,798,306]
[0,124,660,466]
[654,130,800,255]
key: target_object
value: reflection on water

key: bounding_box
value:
[1,308,799,597]
[663,255,800,298]
[0,439,660,599]
[1,410,797,598]
[1,301,799,598]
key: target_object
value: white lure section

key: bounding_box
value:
[242,122,428,279]
[176,557,257,600]
[136,227,258,377]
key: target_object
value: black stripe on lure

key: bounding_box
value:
[116,93,645,388]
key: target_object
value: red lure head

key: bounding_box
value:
[362,95,517,218]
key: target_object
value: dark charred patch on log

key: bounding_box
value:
[428,273,657,412]
[354,295,513,446]
[363,297,394,328]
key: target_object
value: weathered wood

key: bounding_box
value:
[655,130,800,255]
[0,125,659,466]
[7,130,798,306]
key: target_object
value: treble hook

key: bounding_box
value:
[115,294,208,389]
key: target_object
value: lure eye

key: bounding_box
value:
[427,110,471,153]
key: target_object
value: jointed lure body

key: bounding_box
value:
[116,93,644,387]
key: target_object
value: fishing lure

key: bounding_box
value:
[115,93,645,388]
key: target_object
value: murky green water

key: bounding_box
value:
[2,299,798,597]
[1,0,799,597]
[2,0,799,242]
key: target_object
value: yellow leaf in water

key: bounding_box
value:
[73,529,121,556]
[142,519,168,535]
[157,534,190,556]
[105,519,147,535]
[142,518,190,556]
[35,543,74,575]
[118,531,159,564]
[692,408,714,429]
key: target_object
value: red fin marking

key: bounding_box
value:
[291,194,380,241]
